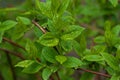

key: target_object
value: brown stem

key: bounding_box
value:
[32,20,46,34]
[78,68,111,78]
[55,72,60,80]
[0,48,25,60]
[3,37,26,51]
[6,53,17,80]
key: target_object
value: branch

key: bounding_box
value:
[3,37,26,51]
[6,53,17,80]
[32,20,47,34]
[0,48,25,60]
[78,68,111,78]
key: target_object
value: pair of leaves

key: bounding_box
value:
[15,60,45,73]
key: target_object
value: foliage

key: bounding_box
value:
[0,0,120,80]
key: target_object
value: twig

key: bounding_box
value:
[3,37,26,51]
[55,72,60,80]
[6,53,17,80]
[78,68,111,78]
[0,48,25,60]
[32,20,46,34]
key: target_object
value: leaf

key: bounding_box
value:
[57,0,70,16]
[35,0,52,18]
[83,55,104,61]
[15,60,34,68]
[61,25,84,40]
[63,57,83,68]
[60,40,73,52]
[55,55,67,64]
[16,16,31,25]
[112,25,120,36]
[25,40,38,58]
[0,32,4,43]
[100,52,119,70]
[94,36,105,43]
[72,40,83,57]
[22,62,45,74]
[109,0,118,7]
[42,47,57,63]
[80,72,94,80]
[110,74,120,80]
[116,45,120,59]
[0,20,17,32]
[42,67,53,80]
[38,32,59,47]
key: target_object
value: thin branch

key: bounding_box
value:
[3,37,26,51]
[78,68,111,78]
[0,48,25,60]
[32,20,47,34]
[55,72,60,80]
[6,53,17,80]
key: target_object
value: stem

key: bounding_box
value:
[0,48,25,60]
[32,20,46,34]
[3,37,26,51]
[6,53,17,80]
[55,72,60,80]
[78,68,111,78]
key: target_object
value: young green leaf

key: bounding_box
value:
[16,16,31,25]
[94,36,105,44]
[0,20,17,32]
[42,67,53,80]
[55,55,67,64]
[100,52,119,70]
[61,25,85,40]
[63,57,83,68]
[57,0,70,16]
[38,32,59,47]
[83,55,104,61]
[110,74,120,80]
[42,47,57,63]
[109,0,118,7]
[60,40,73,52]
[15,60,34,68]
[25,40,38,58]
[22,62,45,74]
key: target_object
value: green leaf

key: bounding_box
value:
[61,25,84,40]
[0,20,17,32]
[55,55,67,64]
[0,32,4,43]
[38,32,59,47]
[116,45,120,59]
[63,57,83,68]
[16,16,31,25]
[80,72,94,80]
[42,67,53,80]
[42,47,57,63]
[112,25,120,36]
[110,74,120,80]
[15,60,34,68]
[100,52,119,70]
[57,0,70,16]
[60,40,73,52]
[35,0,52,18]
[22,62,45,74]
[83,55,104,61]
[25,40,38,58]
[94,36,105,43]
[109,0,118,7]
